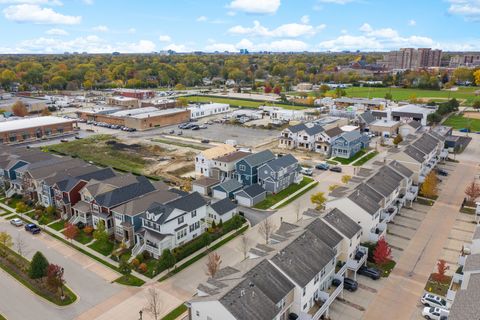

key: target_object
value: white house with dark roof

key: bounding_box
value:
[278,123,324,151]
[234,184,266,207]
[208,198,238,224]
[314,126,344,155]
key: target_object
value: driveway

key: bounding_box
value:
[363,145,480,319]
[239,206,274,226]
[0,220,124,320]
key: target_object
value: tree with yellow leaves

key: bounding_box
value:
[311,192,327,210]
[420,171,438,199]
[474,69,480,86]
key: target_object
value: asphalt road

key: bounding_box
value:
[0,219,122,320]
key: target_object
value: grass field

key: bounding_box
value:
[333,149,368,165]
[254,177,314,209]
[443,114,480,131]
[114,275,145,287]
[186,95,307,110]
[47,220,66,231]
[321,86,478,105]
[352,151,379,166]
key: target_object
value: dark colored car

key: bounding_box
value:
[358,266,381,280]
[315,163,329,170]
[331,278,342,287]
[201,139,210,144]
[436,168,448,176]
[354,250,365,261]
[25,223,41,234]
[191,125,200,130]
[343,277,358,291]
[330,166,342,173]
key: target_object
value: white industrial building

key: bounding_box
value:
[188,103,230,119]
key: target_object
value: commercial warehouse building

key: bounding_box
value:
[0,116,77,145]
[188,103,230,119]
[0,96,48,114]
[77,106,190,130]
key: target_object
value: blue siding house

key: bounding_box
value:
[235,150,275,186]
[331,131,370,159]
[257,154,300,193]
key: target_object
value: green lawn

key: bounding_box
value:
[43,135,147,175]
[88,240,114,256]
[333,149,368,165]
[443,114,480,132]
[0,313,6,320]
[187,95,307,110]
[114,275,145,287]
[325,86,478,105]
[254,176,314,210]
[353,151,379,166]
[276,182,318,209]
[48,220,66,231]
[161,304,187,320]
[74,230,93,245]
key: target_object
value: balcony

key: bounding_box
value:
[306,282,344,320]
[347,246,368,272]
[369,222,387,242]
[381,206,398,223]
[447,271,463,303]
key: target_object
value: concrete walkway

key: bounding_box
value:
[363,143,480,319]
[270,180,318,209]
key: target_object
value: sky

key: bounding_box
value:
[0,0,479,53]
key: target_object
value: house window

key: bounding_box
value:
[178,216,184,224]
[239,164,246,171]
[191,210,196,218]
[196,311,200,317]
[314,274,319,284]
[302,287,306,296]
[176,228,187,240]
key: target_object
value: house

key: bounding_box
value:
[208,198,238,223]
[356,111,376,132]
[315,126,343,155]
[330,131,370,159]
[398,120,422,137]
[368,119,400,137]
[278,123,324,151]
[212,179,243,200]
[257,154,300,194]
[390,104,435,126]
[195,144,237,177]
[192,176,220,196]
[110,189,181,247]
[136,192,208,258]
[235,150,275,186]
[210,151,250,181]
[234,184,266,207]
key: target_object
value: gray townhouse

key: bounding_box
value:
[257,154,300,194]
[235,150,275,186]
[330,131,370,159]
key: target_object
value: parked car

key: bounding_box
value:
[201,139,210,144]
[330,166,342,173]
[436,168,448,176]
[169,130,175,134]
[191,125,200,130]
[421,293,448,309]
[459,128,470,133]
[315,163,330,170]
[60,139,69,143]
[331,278,342,287]
[354,250,365,261]
[300,167,313,176]
[199,125,207,129]
[421,307,449,320]
[358,266,381,280]
[10,218,23,227]
[74,136,82,140]
[343,277,358,291]
[24,223,41,234]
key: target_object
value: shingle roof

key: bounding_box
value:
[95,176,156,207]
[192,176,220,187]
[358,111,376,125]
[287,123,308,133]
[348,188,381,215]
[213,151,250,163]
[388,160,414,178]
[270,230,335,287]
[210,198,237,216]
[407,120,421,129]
[168,191,207,212]
[112,189,180,217]
[412,133,439,154]
[236,184,266,198]
[56,168,116,192]
[242,150,275,167]
[323,208,361,239]
[324,126,344,138]
[305,219,343,249]
[366,166,404,198]
[339,130,364,142]
[473,226,480,240]
[448,273,480,320]
[404,145,426,163]
[215,179,243,193]
[463,253,480,272]
[262,154,297,172]
[304,125,324,136]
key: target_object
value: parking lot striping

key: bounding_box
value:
[389,244,405,251]
[358,283,378,293]
[456,218,476,224]
[336,298,366,312]
[442,247,461,253]
[448,236,472,242]
[387,232,411,241]
[451,227,475,233]
[396,214,423,222]
[389,222,417,231]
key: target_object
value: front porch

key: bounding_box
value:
[346,245,368,280]
[369,222,387,242]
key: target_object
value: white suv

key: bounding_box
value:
[422,306,449,320]
[421,293,448,309]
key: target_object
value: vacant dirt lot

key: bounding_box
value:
[463,111,480,120]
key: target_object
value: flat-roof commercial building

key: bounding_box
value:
[188,103,230,119]
[0,96,48,114]
[77,107,190,130]
[0,116,77,145]
[106,96,139,108]
[114,89,156,99]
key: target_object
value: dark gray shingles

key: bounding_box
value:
[242,150,275,167]
[263,154,297,172]
[95,176,156,207]
[305,219,343,249]
[323,208,361,239]
[404,145,426,163]
[239,184,266,198]
[448,273,480,320]
[348,188,381,215]
[210,198,237,216]
[215,179,243,193]
[388,160,414,178]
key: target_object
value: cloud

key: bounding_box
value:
[447,0,480,21]
[227,0,280,14]
[46,27,67,35]
[300,15,309,24]
[228,20,325,37]
[3,4,81,24]
[408,19,416,26]
[196,15,207,22]
[92,25,108,32]
[205,38,308,52]
[158,35,171,42]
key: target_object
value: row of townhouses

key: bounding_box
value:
[187,207,367,320]
[278,122,370,159]
[194,145,301,207]
[0,145,240,258]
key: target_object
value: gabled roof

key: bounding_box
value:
[85,174,139,197]
[56,168,116,192]
[449,273,480,320]
[167,191,207,212]
[192,176,220,188]
[305,219,343,249]
[210,198,237,216]
[94,176,156,208]
[213,151,250,163]
[407,120,422,129]
[323,126,344,138]
[366,166,404,198]
[241,150,275,168]
[260,154,297,172]
[214,179,243,193]
[323,208,361,239]
[412,133,439,154]
[358,111,376,125]
[355,183,384,204]
[337,130,364,142]
[235,184,266,199]
[404,145,426,163]
[348,188,381,215]
[271,230,336,287]
[304,125,324,136]
[286,123,308,133]
[112,189,181,217]
[388,160,414,179]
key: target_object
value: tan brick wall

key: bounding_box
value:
[125,110,190,130]
[1,122,75,144]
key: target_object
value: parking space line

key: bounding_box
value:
[448,236,471,242]
[396,214,423,222]
[358,283,377,293]
[336,298,366,311]
[387,232,411,240]
[389,222,417,231]
[451,227,474,233]
[389,243,405,251]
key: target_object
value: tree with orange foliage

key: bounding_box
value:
[432,259,449,283]
[63,223,78,242]
[373,237,392,266]
[12,100,28,116]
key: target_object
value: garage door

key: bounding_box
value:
[236,195,252,207]
[213,189,227,200]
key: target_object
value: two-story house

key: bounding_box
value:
[314,127,343,156]
[235,150,275,186]
[330,131,370,159]
[195,144,236,177]
[136,192,208,258]
[210,151,250,181]
[279,123,324,151]
[257,154,300,194]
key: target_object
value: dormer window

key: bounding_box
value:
[178,216,184,224]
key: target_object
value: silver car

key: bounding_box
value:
[10,218,23,227]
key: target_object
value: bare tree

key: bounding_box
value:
[258,217,276,244]
[205,251,222,278]
[144,287,162,320]
[294,200,302,222]
[238,234,250,260]
[16,233,27,257]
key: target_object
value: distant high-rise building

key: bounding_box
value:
[378,48,442,69]
[449,54,480,68]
